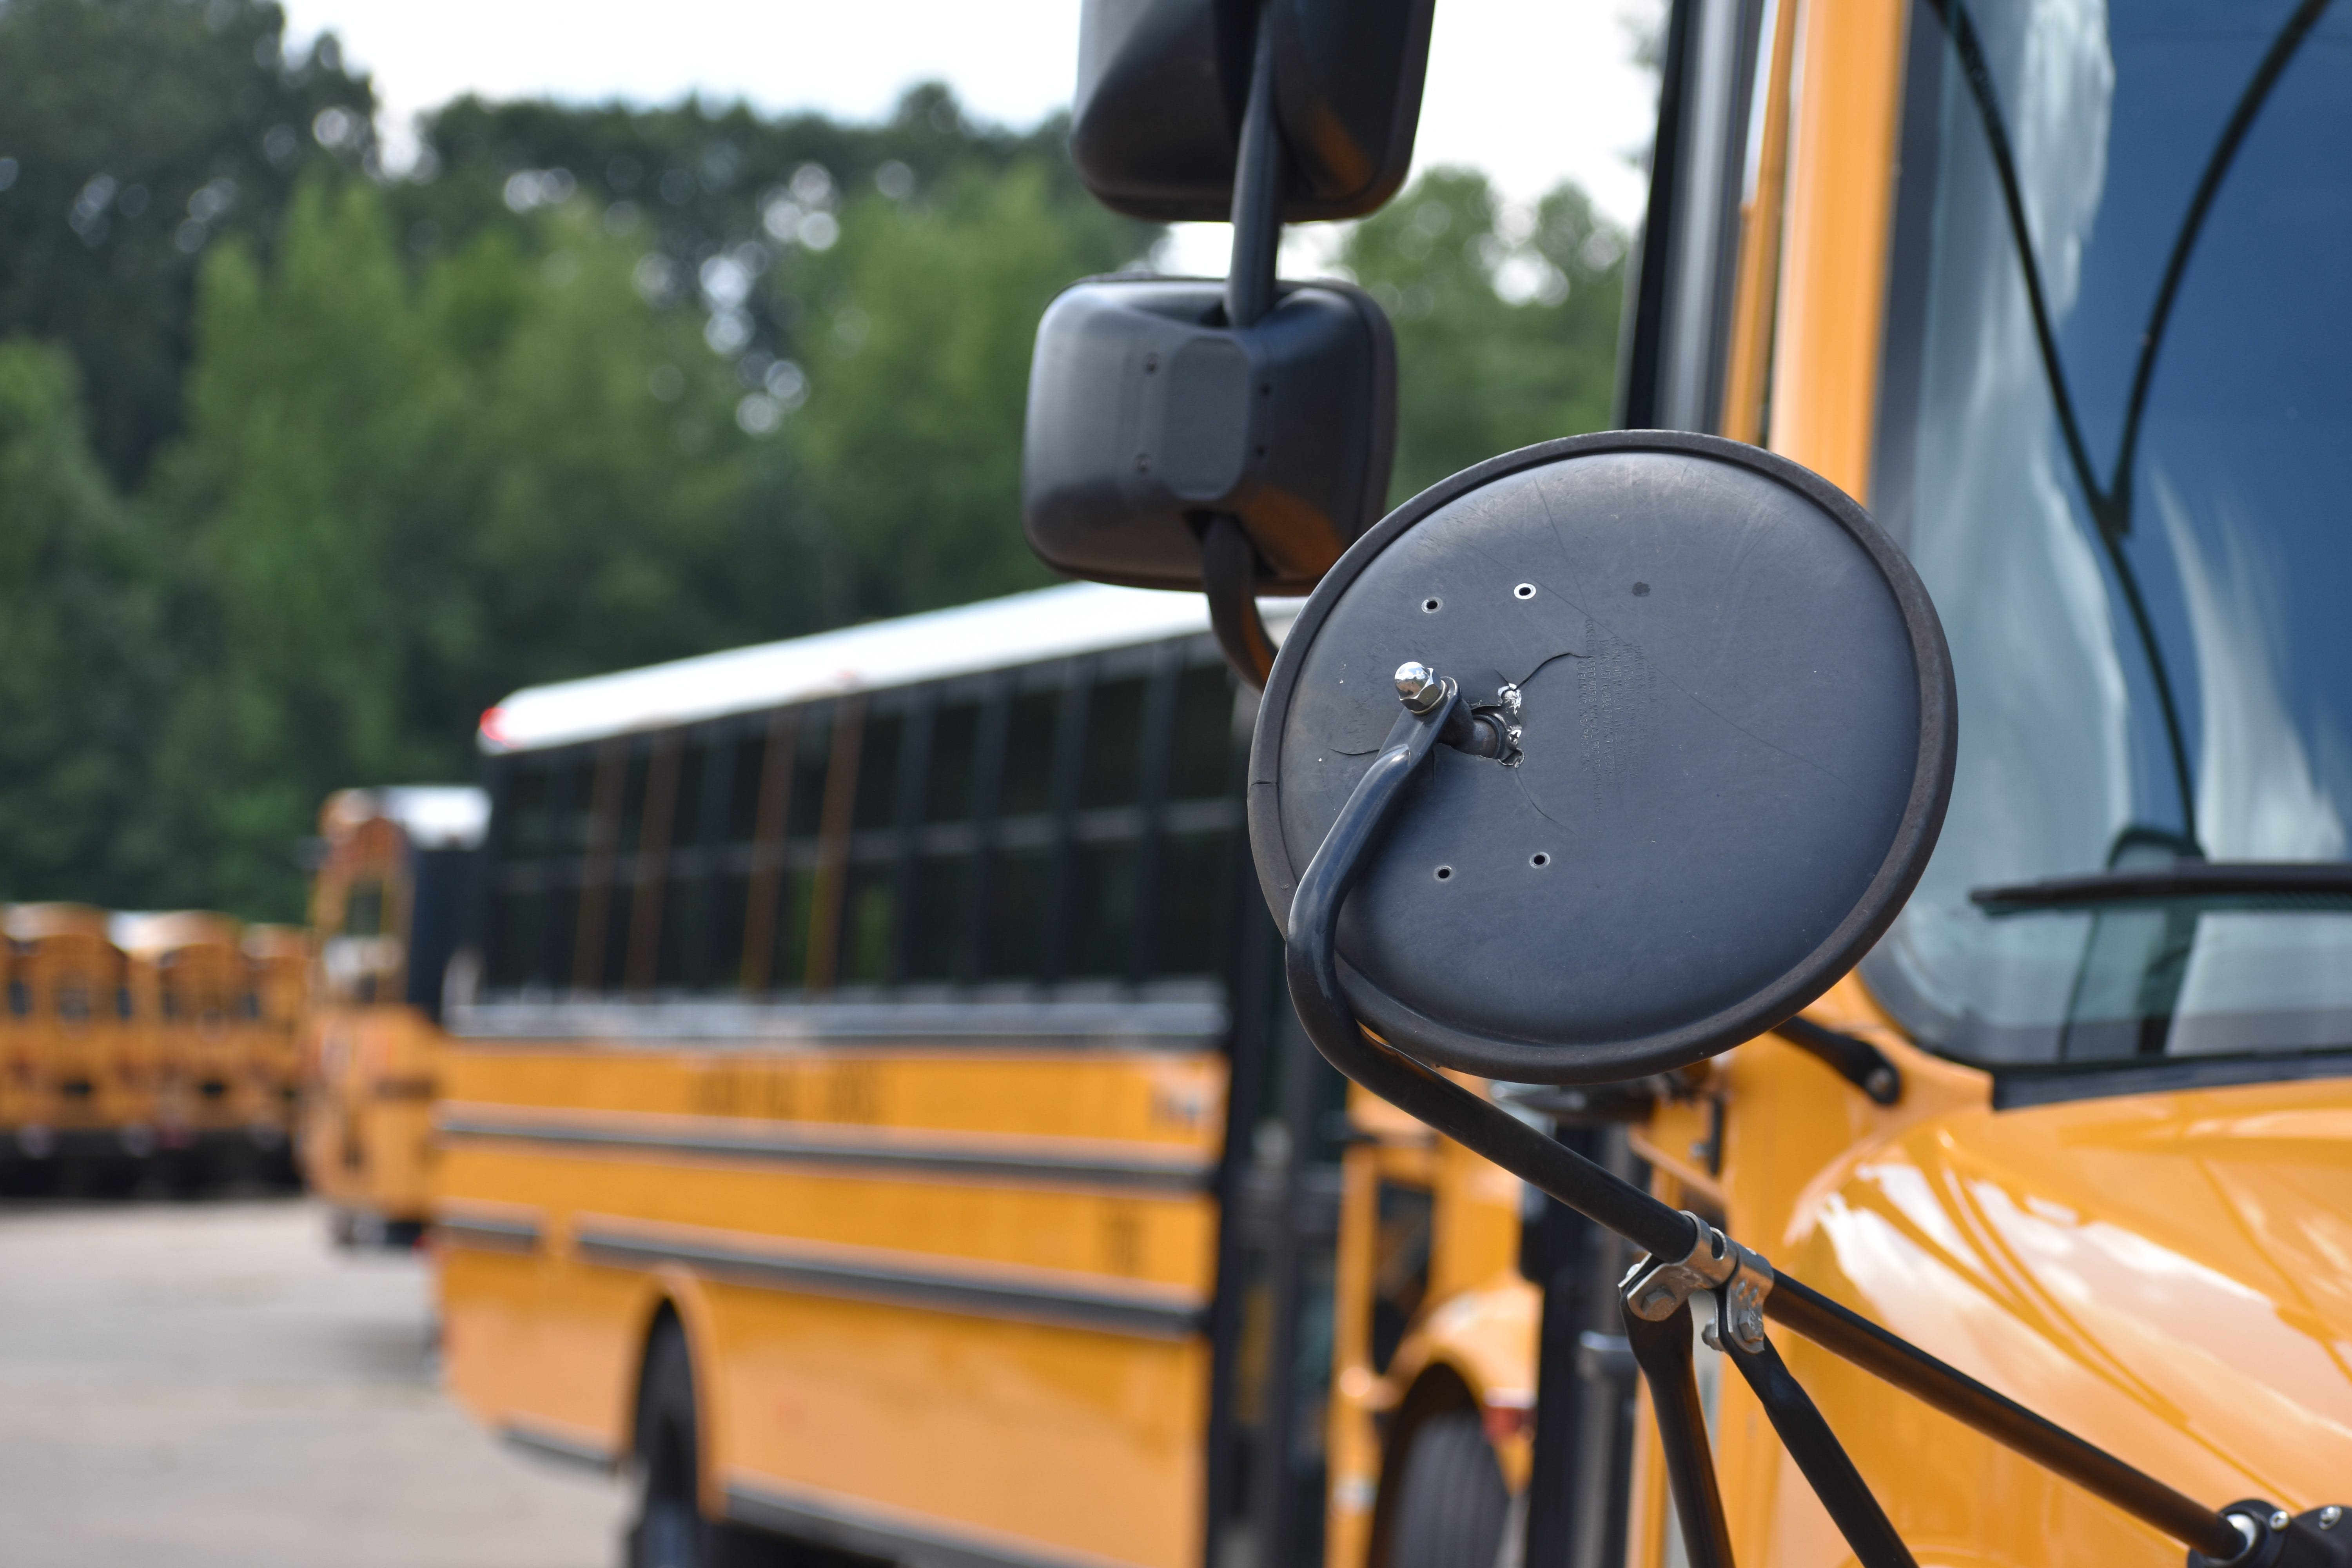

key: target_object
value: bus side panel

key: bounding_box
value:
[438,1240,656,1457]
[713,1285,1207,1568]
[434,1040,1226,1568]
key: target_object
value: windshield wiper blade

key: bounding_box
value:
[1972,861,2352,913]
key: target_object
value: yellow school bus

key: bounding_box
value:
[0,904,148,1192]
[436,588,1348,1568]
[116,910,286,1187]
[244,923,309,1181]
[301,786,488,1245]
[1317,1,2352,1566]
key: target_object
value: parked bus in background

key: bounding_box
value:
[0,904,147,1195]
[115,911,287,1189]
[433,585,1363,1568]
[301,786,488,1247]
[244,923,309,1178]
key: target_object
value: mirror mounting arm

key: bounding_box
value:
[1195,1,1294,694]
[1200,515,1278,690]
[1224,0,1288,332]
[1280,668,2254,1568]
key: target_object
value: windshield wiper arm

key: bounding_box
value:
[1973,861,2352,913]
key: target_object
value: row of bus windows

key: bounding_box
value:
[481,646,1249,996]
[5,982,257,1023]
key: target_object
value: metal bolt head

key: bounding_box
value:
[1394,662,1449,713]
[2272,1511,2293,1533]
[2319,1505,2341,1530]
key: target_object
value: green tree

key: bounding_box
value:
[0,0,374,486]
[784,162,1148,619]
[141,179,785,915]
[0,341,164,906]
[1342,168,1627,502]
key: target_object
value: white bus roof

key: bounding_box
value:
[478,581,1292,755]
[323,785,492,850]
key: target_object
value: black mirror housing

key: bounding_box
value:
[1071,0,1436,222]
[1022,276,1396,593]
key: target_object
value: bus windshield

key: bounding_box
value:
[1864,0,2352,1069]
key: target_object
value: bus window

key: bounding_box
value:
[999,686,1062,817]
[1169,661,1239,800]
[1068,841,1141,978]
[1160,829,1235,977]
[1080,674,1150,808]
[7,980,27,1018]
[924,699,982,822]
[57,982,91,1025]
[838,862,897,985]
[342,881,385,939]
[1370,1181,1434,1375]
[851,708,903,831]
[902,853,973,982]
[983,848,1054,981]
[652,735,712,990]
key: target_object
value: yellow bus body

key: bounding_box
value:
[2,904,148,1172]
[1325,2,2352,1563]
[436,1041,1227,1567]
[300,788,486,1241]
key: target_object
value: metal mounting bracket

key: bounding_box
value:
[1622,1211,1775,1354]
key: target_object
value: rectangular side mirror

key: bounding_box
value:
[1071,0,1436,222]
[1022,276,1395,592]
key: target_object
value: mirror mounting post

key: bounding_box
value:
[1201,0,1289,692]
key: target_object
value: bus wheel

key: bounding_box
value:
[627,1319,786,1568]
[1387,1411,1510,1568]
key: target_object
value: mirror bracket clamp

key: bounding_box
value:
[1622,1212,1774,1350]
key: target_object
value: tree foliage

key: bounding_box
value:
[0,0,375,486]
[0,10,1627,920]
[1341,168,1627,503]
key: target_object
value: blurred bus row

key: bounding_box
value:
[0,904,309,1195]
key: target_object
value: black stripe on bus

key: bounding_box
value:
[436,1213,543,1253]
[434,1113,1216,1195]
[572,1226,1205,1341]
[724,1476,1127,1568]
[500,1422,615,1474]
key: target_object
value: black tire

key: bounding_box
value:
[1387,1411,1511,1568]
[627,1320,789,1568]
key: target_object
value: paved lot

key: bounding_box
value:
[0,1196,630,1568]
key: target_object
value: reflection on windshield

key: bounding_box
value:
[1863,0,2352,1067]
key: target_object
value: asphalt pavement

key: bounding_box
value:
[0,1195,630,1568]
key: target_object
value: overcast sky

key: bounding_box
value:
[278,0,1664,264]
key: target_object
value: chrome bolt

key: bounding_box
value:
[2319,1506,2341,1530]
[1394,662,1447,713]
[2272,1511,2293,1533]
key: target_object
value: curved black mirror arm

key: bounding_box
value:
[1279,684,2255,1568]
[1196,0,1290,693]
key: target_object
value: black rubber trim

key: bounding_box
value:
[1994,1051,2352,1110]
[573,1227,1205,1341]
[1973,861,2352,913]
[1248,429,1958,1083]
[435,1213,543,1253]
[724,1478,1108,1568]
[500,1422,615,1474]
[435,1113,1216,1196]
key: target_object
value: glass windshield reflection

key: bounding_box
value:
[1864,0,2352,1067]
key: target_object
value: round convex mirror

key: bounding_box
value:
[1249,431,1956,1083]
